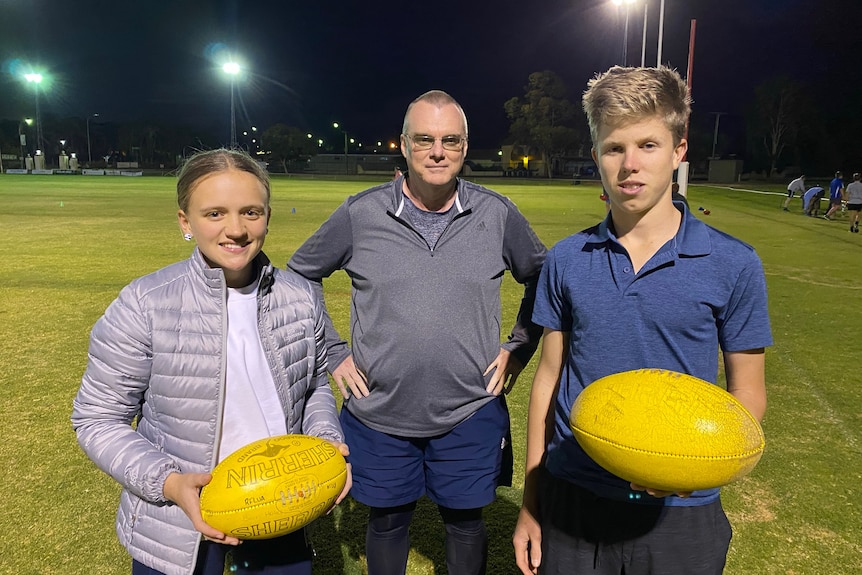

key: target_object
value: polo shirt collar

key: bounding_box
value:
[587,201,712,257]
[392,176,467,216]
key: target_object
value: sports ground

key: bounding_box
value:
[0,175,859,574]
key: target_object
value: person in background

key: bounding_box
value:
[823,171,845,220]
[671,181,690,208]
[72,148,350,575]
[600,189,611,212]
[288,90,547,575]
[804,184,826,216]
[513,66,772,575]
[782,174,806,211]
[845,172,862,233]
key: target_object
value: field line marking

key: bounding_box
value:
[775,349,859,453]
[702,185,784,197]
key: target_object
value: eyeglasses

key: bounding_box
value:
[404,133,466,151]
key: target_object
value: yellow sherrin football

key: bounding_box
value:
[200,434,347,540]
[569,369,765,492]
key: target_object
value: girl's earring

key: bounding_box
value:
[183,233,193,241]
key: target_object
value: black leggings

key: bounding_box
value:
[366,502,487,575]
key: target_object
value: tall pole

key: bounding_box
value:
[230,79,237,148]
[25,74,44,153]
[343,131,348,175]
[613,0,635,65]
[334,122,349,175]
[641,2,648,67]
[657,0,665,66]
[677,19,696,198]
[18,121,27,169]
[710,112,725,159]
[34,91,43,153]
[622,5,630,65]
[86,113,99,164]
[223,62,240,148]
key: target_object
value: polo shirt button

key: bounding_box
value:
[624,267,631,273]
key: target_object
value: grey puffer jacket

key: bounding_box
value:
[71,249,342,575]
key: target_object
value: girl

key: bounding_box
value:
[73,148,350,575]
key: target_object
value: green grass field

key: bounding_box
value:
[0,174,859,574]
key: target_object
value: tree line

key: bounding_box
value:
[2,70,858,177]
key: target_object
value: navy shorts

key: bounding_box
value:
[340,396,510,509]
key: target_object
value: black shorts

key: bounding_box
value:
[847,202,862,211]
[537,471,731,575]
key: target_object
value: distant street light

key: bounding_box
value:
[86,113,99,164]
[24,72,45,153]
[223,62,241,148]
[251,126,259,153]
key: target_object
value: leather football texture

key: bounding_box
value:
[200,434,347,540]
[569,369,765,492]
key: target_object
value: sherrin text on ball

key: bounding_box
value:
[200,434,347,540]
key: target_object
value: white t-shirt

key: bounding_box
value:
[217,279,287,462]
[788,177,806,194]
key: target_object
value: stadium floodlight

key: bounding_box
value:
[24,72,45,153]
[223,62,241,148]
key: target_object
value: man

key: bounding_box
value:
[845,172,862,233]
[782,174,806,211]
[513,66,772,575]
[824,170,845,220]
[289,90,546,575]
[803,184,826,216]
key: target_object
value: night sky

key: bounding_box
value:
[2,0,861,151]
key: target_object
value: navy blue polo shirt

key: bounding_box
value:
[533,203,772,506]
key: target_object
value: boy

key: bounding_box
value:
[513,66,772,575]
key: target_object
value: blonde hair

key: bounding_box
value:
[402,90,468,138]
[176,148,270,212]
[582,66,691,145]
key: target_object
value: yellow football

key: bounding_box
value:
[569,369,765,492]
[200,434,347,540]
